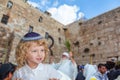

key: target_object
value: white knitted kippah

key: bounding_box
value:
[62,52,69,58]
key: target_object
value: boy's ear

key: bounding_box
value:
[8,72,13,79]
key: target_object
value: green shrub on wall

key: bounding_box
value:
[64,40,71,51]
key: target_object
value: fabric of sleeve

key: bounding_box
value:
[12,70,20,80]
[57,70,72,80]
[47,65,62,79]
[73,63,78,80]
[51,62,61,69]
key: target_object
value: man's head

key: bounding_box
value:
[62,52,69,60]
[98,63,107,74]
[0,63,16,80]
[106,61,115,70]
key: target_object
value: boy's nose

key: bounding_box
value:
[37,51,41,56]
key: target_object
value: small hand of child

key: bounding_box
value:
[49,78,60,80]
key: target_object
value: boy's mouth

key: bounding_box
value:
[36,58,42,61]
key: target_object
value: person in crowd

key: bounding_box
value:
[50,51,78,80]
[94,63,108,80]
[106,61,117,80]
[76,65,85,80]
[83,64,97,80]
[115,63,120,80]
[76,65,80,72]
[12,31,68,80]
[0,62,16,80]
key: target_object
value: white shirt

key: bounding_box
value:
[12,63,62,80]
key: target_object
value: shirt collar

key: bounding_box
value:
[25,63,44,73]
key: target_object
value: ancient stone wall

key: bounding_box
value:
[0,0,65,63]
[1,0,120,65]
[66,7,120,65]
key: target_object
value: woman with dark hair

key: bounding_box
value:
[0,63,16,80]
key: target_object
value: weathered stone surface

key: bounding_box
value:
[0,0,120,65]
[0,0,65,63]
[66,7,120,64]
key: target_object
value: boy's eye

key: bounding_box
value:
[41,49,45,52]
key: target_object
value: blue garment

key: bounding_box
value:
[94,71,108,80]
[76,71,85,80]
[107,69,120,80]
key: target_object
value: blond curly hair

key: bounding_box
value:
[15,39,48,69]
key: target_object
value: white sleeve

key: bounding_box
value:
[12,70,25,80]
[12,70,20,80]
[73,63,78,80]
[47,65,62,79]
[58,70,72,80]
[51,62,61,69]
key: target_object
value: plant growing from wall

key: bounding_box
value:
[64,40,71,51]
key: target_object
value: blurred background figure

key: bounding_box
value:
[50,51,78,80]
[106,61,116,80]
[0,62,16,80]
[76,65,85,80]
[115,63,120,80]
[83,64,97,80]
[94,63,108,80]
[106,61,120,80]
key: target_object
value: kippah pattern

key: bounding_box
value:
[21,32,43,41]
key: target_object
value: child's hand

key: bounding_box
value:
[49,78,59,80]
